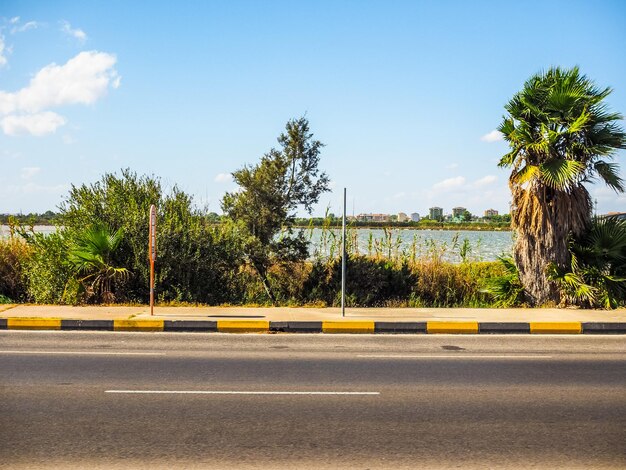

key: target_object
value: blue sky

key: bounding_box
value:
[1,0,625,216]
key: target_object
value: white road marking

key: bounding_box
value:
[0,350,165,356]
[357,354,553,359]
[105,390,380,395]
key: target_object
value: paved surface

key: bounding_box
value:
[1,331,625,469]
[1,303,626,321]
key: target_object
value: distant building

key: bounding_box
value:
[452,207,467,218]
[397,212,409,222]
[604,212,626,221]
[429,207,443,221]
[484,208,499,217]
[356,213,391,222]
[410,212,420,222]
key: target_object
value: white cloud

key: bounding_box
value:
[9,17,20,25]
[433,176,466,191]
[4,181,68,195]
[214,173,232,183]
[20,166,41,179]
[11,20,39,34]
[0,51,119,136]
[1,112,66,136]
[473,175,497,187]
[0,51,119,114]
[60,20,87,43]
[481,130,503,142]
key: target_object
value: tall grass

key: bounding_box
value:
[0,235,33,302]
[287,216,508,307]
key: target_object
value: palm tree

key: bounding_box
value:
[67,224,130,303]
[498,67,626,305]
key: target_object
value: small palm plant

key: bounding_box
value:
[482,256,525,307]
[548,217,626,309]
[67,224,130,303]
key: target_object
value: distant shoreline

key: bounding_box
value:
[293,224,512,231]
[0,221,513,232]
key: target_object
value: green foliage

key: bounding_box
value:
[222,117,330,302]
[22,231,75,304]
[549,217,626,308]
[499,67,626,188]
[297,254,501,308]
[482,256,525,307]
[303,256,418,307]
[59,169,244,304]
[0,211,58,226]
[67,224,130,303]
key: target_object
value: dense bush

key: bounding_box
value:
[59,169,245,304]
[22,231,75,304]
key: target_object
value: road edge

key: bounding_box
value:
[1,319,625,334]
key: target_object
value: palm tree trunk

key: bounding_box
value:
[512,184,591,306]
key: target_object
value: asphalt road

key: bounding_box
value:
[1,332,625,469]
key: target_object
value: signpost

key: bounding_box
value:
[149,205,157,316]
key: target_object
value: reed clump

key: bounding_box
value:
[0,235,33,303]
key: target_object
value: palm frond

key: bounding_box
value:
[593,161,625,192]
[539,159,586,189]
[511,164,540,185]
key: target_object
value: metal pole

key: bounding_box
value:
[341,188,346,317]
[149,205,156,316]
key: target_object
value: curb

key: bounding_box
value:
[1,318,626,334]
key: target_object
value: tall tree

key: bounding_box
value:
[498,67,626,305]
[222,117,330,302]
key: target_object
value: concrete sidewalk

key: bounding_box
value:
[1,304,626,322]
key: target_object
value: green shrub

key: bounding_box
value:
[23,231,75,304]
[302,256,413,307]
[59,169,245,304]
[549,217,626,309]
